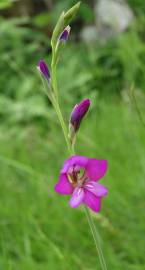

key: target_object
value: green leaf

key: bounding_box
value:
[64,1,81,26]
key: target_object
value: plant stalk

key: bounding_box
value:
[84,206,108,270]
[50,38,108,270]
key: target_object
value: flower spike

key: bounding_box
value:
[37,59,50,80]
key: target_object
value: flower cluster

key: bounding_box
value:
[37,2,108,214]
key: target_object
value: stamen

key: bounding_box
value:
[67,166,88,187]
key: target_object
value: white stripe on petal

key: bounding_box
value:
[84,181,108,197]
[69,187,85,208]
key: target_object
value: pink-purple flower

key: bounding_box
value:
[59,25,71,41]
[70,99,90,133]
[55,156,108,213]
[37,59,50,80]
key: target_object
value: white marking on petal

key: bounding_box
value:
[69,187,85,208]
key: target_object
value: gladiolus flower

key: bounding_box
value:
[37,59,50,80]
[59,25,71,41]
[70,99,90,133]
[55,156,108,213]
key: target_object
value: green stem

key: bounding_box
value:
[53,100,71,154]
[51,54,59,99]
[84,206,108,270]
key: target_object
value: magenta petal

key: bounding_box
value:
[86,159,108,181]
[69,187,84,208]
[61,156,89,173]
[83,190,101,212]
[54,174,73,195]
[84,181,108,197]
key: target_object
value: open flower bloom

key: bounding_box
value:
[55,156,108,213]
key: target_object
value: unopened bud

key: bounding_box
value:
[59,25,71,42]
[70,99,90,133]
[37,60,50,80]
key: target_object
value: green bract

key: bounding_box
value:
[51,11,65,51]
[64,2,81,26]
[51,2,81,52]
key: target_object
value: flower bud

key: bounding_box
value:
[59,25,71,42]
[70,99,90,133]
[37,60,50,80]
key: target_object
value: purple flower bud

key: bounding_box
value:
[59,25,71,41]
[70,99,90,133]
[37,59,50,80]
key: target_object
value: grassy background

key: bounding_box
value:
[0,0,145,269]
[0,97,145,270]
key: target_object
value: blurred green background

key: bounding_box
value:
[0,0,145,269]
